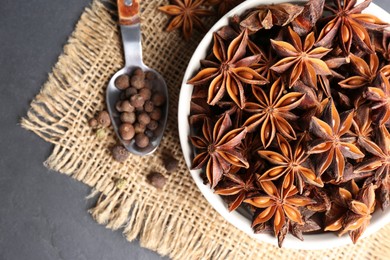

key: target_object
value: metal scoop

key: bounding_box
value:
[106,0,168,156]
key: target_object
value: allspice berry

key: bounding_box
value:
[120,100,135,112]
[112,145,130,162]
[120,112,136,124]
[88,118,98,128]
[119,123,135,141]
[139,88,152,101]
[135,133,149,148]
[115,74,130,90]
[133,68,145,78]
[150,108,162,121]
[131,75,145,89]
[125,87,138,98]
[144,101,154,113]
[130,94,145,108]
[134,122,146,134]
[152,93,166,106]
[164,155,179,172]
[146,172,166,189]
[97,111,111,127]
[138,112,151,125]
[147,120,158,131]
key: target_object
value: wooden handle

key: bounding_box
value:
[118,0,140,26]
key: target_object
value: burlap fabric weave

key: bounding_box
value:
[21,0,390,259]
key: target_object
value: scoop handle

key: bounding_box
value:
[117,0,140,26]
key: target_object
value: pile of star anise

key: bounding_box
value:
[187,0,390,247]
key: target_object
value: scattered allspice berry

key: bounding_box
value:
[163,155,179,172]
[88,118,98,128]
[96,110,111,127]
[133,68,145,78]
[139,88,152,101]
[146,172,166,189]
[147,120,158,131]
[144,100,154,113]
[112,145,130,162]
[135,133,149,148]
[115,74,130,90]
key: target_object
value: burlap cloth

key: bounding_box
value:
[21,0,390,259]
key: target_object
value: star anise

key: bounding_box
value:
[244,181,314,247]
[159,0,213,40]
[354,126,390,182]
[243,78,304,148]
[188,30,268,108]
[206,0,244,17]
[271,27,332,89]
[190,113,249,188]
[308,100,364,181]
[239,3,304,32]
[214,171,256,211]
[258,134,323,194]
[339,184,376,243]
[339,53,379,89]
[316,0,387,54]
[366,73,390,125]
[325,180,359,232]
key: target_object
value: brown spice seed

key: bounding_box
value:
[88,118,98,128]
[115,74,130,90]
[133,68,145,78]
[147,120,158,130]
[119,123,135,141]
[134,122,146,134]
[120,112,136,124]
[139,88,152,101]
[150,108,162,121]
[164,155,179,172]
[146,172,166,189]
[96,111,111,127]
[135,133,149,148]
[112,145,130,162]
[120,100,135,112]
[138,112,151,125]
[125,87,138,98]
[130,94,145,108]
[152,93,166,106]
[131,75,145,89]
[144,101,154,113]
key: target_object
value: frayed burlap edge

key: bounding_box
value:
[21,1,390,259]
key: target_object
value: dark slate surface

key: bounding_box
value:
[0,0,163,259]
[1,0,389,260]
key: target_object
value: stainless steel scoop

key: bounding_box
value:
[106,0,168,156]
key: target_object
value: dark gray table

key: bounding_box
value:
[1,0,389,259]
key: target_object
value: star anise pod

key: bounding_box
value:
[308,100,364,181]
[354,126,390,182]
[159,0,213,40]
[206,0,244,17]
[188,29,268,108]
[271,27,332,89]
[339,183,376,243]
[291,0,325,36]
[325,181,359,232]
[252,47,278,82]
[377,174,390,209]
[289,208,322,241]
[258,134,323,194]
[244,181,314,247]
[190,113,249,188]
[243,78,304,148]
[339,53,379,89]
[240,3,304,32]
[214,170,257,211]
[190,98,211,125]
[365,73,390,125]
[316,0,388,54]
[374,29,390,61]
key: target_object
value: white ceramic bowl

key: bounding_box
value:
[178,0,390,250]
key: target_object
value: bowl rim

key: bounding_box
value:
[178,0,390,250]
